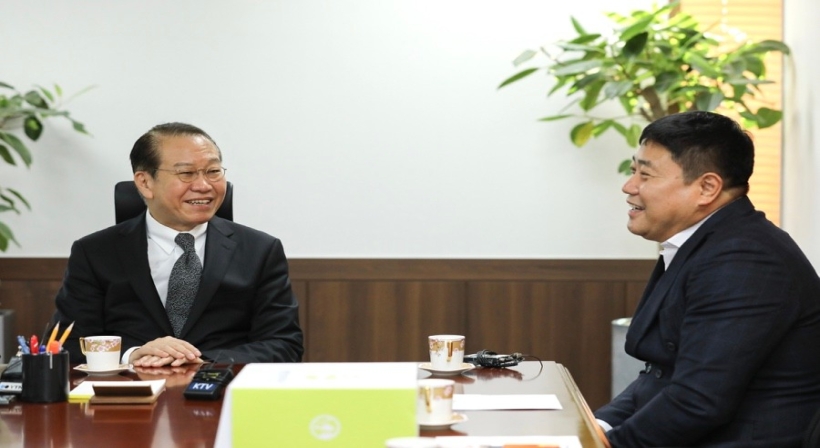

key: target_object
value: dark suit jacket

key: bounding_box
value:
[53,213,304,364]
[595,197,820,447]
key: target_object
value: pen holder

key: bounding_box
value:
[21,351,70,403]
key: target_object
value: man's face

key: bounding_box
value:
[135,134,226,231]
[622,141,703,242]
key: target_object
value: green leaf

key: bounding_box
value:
[593,120,614,137]
[743,56,765,78]
[0,131,33,166]
[0,220,17,251]
[569,34,602,45]
[611,121,628,136]
[0,144,15,165]
[570,121,595,147]
[653,71,679,93]
[552,60,603,76]
[686,53,722,78]
[556,42,606,53]
[604,81,632,100]
[538,114,573,122]
[626,124,642,147]
[24,115,43,140]
[622,32,648,58]
[5,188,30,210]
[620,15,654,42]
[513,49,538,67]
[54,84,63,96]
[570,16,587,35]
[71,119,89,134]
[695,91,724,111]
[573,72,603,90]
[754,107,783,129]
[498,68,539,89]
[618,159,633,175]
[580,81,604,111]
[23,90,48,109]
[745,39,791,55]
[36,85,55,102]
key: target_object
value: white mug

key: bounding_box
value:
[79,335,122,370]
[416,378,455,424]
[428,334,465,370]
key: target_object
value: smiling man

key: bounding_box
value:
[594,111,820,447]
[53,123,303,367]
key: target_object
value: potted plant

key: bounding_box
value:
[0,82,90,251]
[498,0,790,174]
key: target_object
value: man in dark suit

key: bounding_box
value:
[594,111,820,447]
[53,122,303,366]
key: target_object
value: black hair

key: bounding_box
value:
[129,122,221,175]
[639,111,754,193]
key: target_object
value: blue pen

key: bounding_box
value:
[17,335,30,355]
[39,345,46,354]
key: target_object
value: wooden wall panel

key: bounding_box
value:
[467,281,628,409]
[306,281,466,362]
[0,258,655,410]
[291,281,309,361]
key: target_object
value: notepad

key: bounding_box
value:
[68,379,165,404]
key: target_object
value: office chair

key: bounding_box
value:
[114,180,234,224]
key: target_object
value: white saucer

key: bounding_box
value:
[74,364,130,375]
[419,412,468,430]
[418,362,475,376]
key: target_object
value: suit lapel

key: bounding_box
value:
[116,213,175,335]
[179,217,236,338]
[625,197,754,353]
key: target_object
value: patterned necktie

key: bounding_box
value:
[166,233,202,337]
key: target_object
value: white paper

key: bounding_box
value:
[68,379,165,401]
[452,394,562,410]
[436,435,581,448]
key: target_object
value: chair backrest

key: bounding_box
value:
[114,180,234,224]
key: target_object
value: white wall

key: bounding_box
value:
[783,0,820,267]
[1,0,667,258]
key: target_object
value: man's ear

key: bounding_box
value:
[133,171,154,201]
[697,172,724,205]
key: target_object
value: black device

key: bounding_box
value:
[464,350,524,368]
[183,367,234,400]
[0,356,23,395]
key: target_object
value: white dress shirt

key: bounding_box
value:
[122,212,208,363]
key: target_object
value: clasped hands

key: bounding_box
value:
[129,336,204,367]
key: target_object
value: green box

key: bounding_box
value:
[219,363,418,447]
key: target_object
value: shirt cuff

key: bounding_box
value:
[596,418,613,433]
[122,346,140,364]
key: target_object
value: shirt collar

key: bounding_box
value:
[145,211,208,255]
[659,209,719,270]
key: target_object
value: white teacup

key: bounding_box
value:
[416,378,455,424]
[428,334,465,370]
[79,335,122,371]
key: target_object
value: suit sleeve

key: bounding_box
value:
[53,240,108,363]
[604,241,807,447]
[200,238,303,363]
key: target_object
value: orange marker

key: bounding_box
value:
[47,340,61,354]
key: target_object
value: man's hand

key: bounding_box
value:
[130,336,203,367]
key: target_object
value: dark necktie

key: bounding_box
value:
[166,233,202,337]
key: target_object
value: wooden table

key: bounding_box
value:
[0,361,605,447]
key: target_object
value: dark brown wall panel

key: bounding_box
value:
[306,281,466,362]
[467,281,628,409]
[0,257,654,410]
